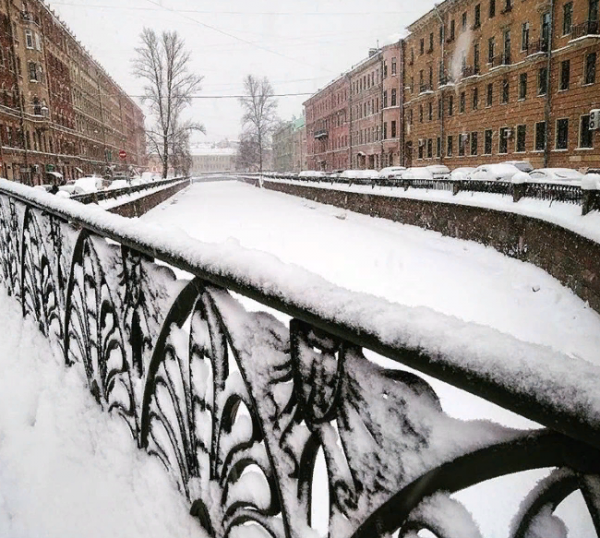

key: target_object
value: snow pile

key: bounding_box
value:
[0,288,204,538]
[582,173,600,191]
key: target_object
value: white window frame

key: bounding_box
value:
[24,29,33,49]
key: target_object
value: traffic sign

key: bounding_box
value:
[119,150,127,160]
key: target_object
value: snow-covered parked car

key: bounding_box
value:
[340,169,380,180]
[504,160,534,173]
[378,166,406,179]
[58,184,86,197]
[74,176,105,193]
[528,168,584,184]
[449,167,476,181]
[468,164,521,182]
[108,179,130,190]
[402,165,450,180]
[298,170,326,179]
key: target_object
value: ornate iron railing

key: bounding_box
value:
[264,173,591,210]
[1,178,600,537]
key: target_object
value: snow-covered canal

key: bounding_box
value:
[141,179,600,538]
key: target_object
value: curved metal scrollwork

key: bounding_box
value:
[1,186,599,538]
[64,230,139,437]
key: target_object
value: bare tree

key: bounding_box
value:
[239,75,278,181]
[133,28,204,178]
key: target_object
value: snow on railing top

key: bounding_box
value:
[2,177,600,450]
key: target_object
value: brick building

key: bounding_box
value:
[0,0,145,185]
[305,74,350,171]
[304,39,404,172]
[273,115,306,172]
[404,0,600,169]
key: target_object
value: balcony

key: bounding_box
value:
[491,54,512,68]
[314,129,328,139]
[571,20,600,39]
[462,65,480,78]
[526,39,549,56]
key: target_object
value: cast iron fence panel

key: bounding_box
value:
[1,179,600,537]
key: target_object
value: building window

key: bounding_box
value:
[516,124,527,152]
[521,23,530,51]
[418,140,424,159]
[556,118,569,150]
[448,95,454,116]
[535,121,547,150]
[391,57,397,75]
[35,33,42,51]
[24,29,34,49]
[474,43,480,73]
[499,127,509,154]
[459,134,467,156]
[488,37,495,63]
[28,62,38,82]
[391,121,397,138]
[541,12,551,50]
[429,32,434,52]
[503,29,511,64]
[437,136,441,157]
[419,104,423,123]
[427,138,433,158]
[585,52,597,85]
[447,135,454,156]
[460,91,466,113]
[580,115,594,148]
[473,87,479,109]
[538,67,548,95]
[485,129,493,154]
[462,12,468,30]
[391,88,397,106]
[428,101,433,121]
[490,0,496,18]
[487,82,493,106]
[502,78,509,103]
[450,20,456,41]
[519,73,527,100]
[384,90,388,108]
[471,132,479,155]
[420,38,425,55]
[560,60,570,90]
[474,4,481,28]
[563,2,573,35]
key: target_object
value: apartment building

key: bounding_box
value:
[305,74,350,171]
[404,0,600,169]
[273,115,306,173]
[304,39,404,172]
[0,0,145,185]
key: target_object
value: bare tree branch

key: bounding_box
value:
[238,75,278,182]
[132,28,204,178]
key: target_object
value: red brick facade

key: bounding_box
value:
[305,0,599,172]
[0,0,146,185]
[405,0,600,169]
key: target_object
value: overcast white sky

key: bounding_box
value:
[51,0,437,148]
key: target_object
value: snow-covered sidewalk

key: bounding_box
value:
[0,288,204,538]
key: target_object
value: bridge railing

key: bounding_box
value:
[259,173,598,215]
[72,176,191,205]
[1,177,599,538]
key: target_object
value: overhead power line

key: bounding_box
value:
[137,0,335,74]
[51,2,416,16]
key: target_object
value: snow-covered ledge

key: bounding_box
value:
[1,178,599,538]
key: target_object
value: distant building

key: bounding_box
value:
[190,147,237,174]
[273,116,307,172]
[304,39,403,172]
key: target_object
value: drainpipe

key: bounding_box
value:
[543,0,556,168]
[434,3,445,165]
[381,48,385,168]
[348,74,353,169]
